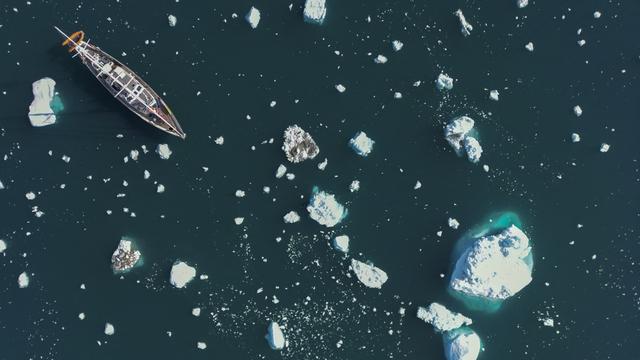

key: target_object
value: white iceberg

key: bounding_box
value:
[0,239,6,253]
[349,131,374,156]
[374,54,388,64]
[104,323,115,335]
[307,188,346,227]
[392,40,404,51]
[463,137,482,163]
[444,328,481,360]
[168,14,177,27]
[517,0,529,8]
[454,10,473,37]
[448,217,460,230]
[275,164,287,178]
[573,105,583,117]
[266,321,286,350]
[170,261,197,288]
[282,125,320,163]
[351,259,388,289]
[571,133,581,143]
[283,211,301,223]
[436,73,454,91]
[525,42,534,52]
[18,272,30,288]
[28,78,57,127]
[416,303,472,333]
[444,116,474,154]
[246,7,261,29]
[332,235,349,253]
[111,239,141,272]
[156,144,172,159]
[303,0,326,25]
[489,90,499,101]
[600,143,610,153]
[349,180,360,192]
[450,225,533,300]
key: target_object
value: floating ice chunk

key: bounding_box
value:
[450,225,532,300]
[144,170,151,179]
[18,272,29,288]
[335,84,346,93]
[349,131,374,156]
[0,180,4,190]
[266,321,286,350]
[214,136,224,145]
[517,0,529,8]
[111,239,141,272]
[593,11,602,19]
[307,188,346,227]
[157,184,165,193]
[25,192,36,200]
[416,303,472,333]
[197,342,207,350]
[444,328,481,360]
[0,239,6,253]
[28,78,57,127]
[541,317,554,327]
[394,92,402,99]
[129,149,139,161]
[571,133,581,143]
[436,73,454,91]
[600,143,610,153]
[104,323,115,336]
[454,10,473,37]
[168,14,177,27]
[283,211,301,224]
[374,54,388,64]
[349,180,360,192]
[525,42,534,52]
[246,7,261,29]
[282,125,320,163]
[275,164,287,178]
[192,308,201,317]
[235,190,246,198]
[573,105,583,117]
[414,181,422,190]
[156,144,172,159]
[577,39,586,47]
[489,90,499,101]
[170,261,197,289]
[303,0,327,25]
[234,217,245,225]
[392,40,404,51]
[448,217,460,229]
[463,137,482,163]
[78,312,85,320]
[317,158,328,170]
[333,235,350,253]
[444,116,474,155]
[351,259,388,289]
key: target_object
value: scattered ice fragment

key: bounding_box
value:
[28,78,57,127]
[129,149,139,161]
[78,313,85,320]
[197,342,207,350]
[577,39,586,47]
[303,0,327,25]
[317,158,328,170]
[283,211,301,224]
[414,181,422,190]
[25,192,36,200]
[282,125,320,163]
[245,7,261,29]
[593,11,601,19]
[61,155,71,163]
[168,14,177,27]
[143,170,151,179]
[351,259,388,289]
[542,317,554,327]
[214,136,224,145]
[416,303,472,333]
[156,144,172,159]
[0,239,6,253]
[463,137,483,163]
[0,180,4,190]
[286,173,295,180]
[436,73,454,91]
[349,131,375,156]
[266,321,286,350]
[600,143,610,153]
[111,239,141,272]
[573,105,582,117]
[157,184,165,193]
[525,42,534,52]
[448,218,460,230]
[335,84,346,93]
[482,164,490,172]
[18,272,30,288]
[275,164,287,178]
[517,0,529,8]
[392,40,404,51]
[170,261,197,288]
[234,217,245,225]
[571,133,581,143]
[374,54,388,64]
[454,9,473,37]
[450,225,533,300]
[489,90,499,101]
[333,235,350,253]
[444,328,481,360]
[349,180,360,192]
[393,92,402,99]
[104,323,115,335]
[306,188,347,227]
[235,190,246,198]
[192,308,201,317]
[445,116,482,163]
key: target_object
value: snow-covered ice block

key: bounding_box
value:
[444,328,481,360]
[156,144,172,159]
[374,54,388,64]
[333,235,349,253]
[525,42,534,52]
[306,188,346,227]
[450,225,532,300]
[246,7,261,28]
[303,0,326,25]
[517,0,529,8]
[448,218,460,229]
[417,303,472,333]
[392,40,404,51]
[283,211,301,223]
[571,133,581,143]
[111,238,141,272]
[436,73,454,91]
[489,90,499,101]
[0,239,6,253]
[351,259,388,289]
[573,105,583,117]
[463,137,482,163]
[168,14,177,27]
[454,10,473,37]
[282,125,320,163]
[266,321,286,350]
[444,116,474,154]
[104,323,115,335]
[600,143,610,153]
[170,261,196,288]
[18,272,29,288]
[349,131,374,156]
[28,78,57,127]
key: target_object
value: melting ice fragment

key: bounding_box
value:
[265,321,286,350]
[417,303,472,333]
[454,10,473,37]
[246,7,261,29]
[18,272,30,288]
[517,0,529,8]
[104,323,115,335]
[463,137,482,163]
[282,125,320,163]
[444,328,481,360]
[168,14,177,27]
[303,0,326,25]
[156,144,172,159]
[283,211,301,223]
[349,131,374,156]
[28,78,57,127]
[351,259,388,289]
[306,187,346,227]
[111,238,141,273]
[170,261,197,288]
[0,239,6,253]
[436,73,454,91]
[445,117,482,163]
[332,235,350,253]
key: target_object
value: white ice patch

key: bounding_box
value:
[275,164,287,178]
[392,40,404,51]
[18,272,30,288]
[573,105,583,117]
[525,42,534,52]
[463,137,483,164]
[448,218,460,229]
[303,0,326,24]
[444,330,481,360]
[517,0,529,8]
[436,73,454,91]
[170,261,197,288]
[445,116,482,163]
[306,189,346,227]
[156,144,172,159]
[600,143,610,153]
[104,323,115,335]
[266,321,286,350]
[489,90,499,101]
[283,211,301,224]
[374,54,388,64]
[332,235,350,253]
[351,259,388,289]
[28,78,57,127]
[349,180,360,192]
[0,239,6,253]
[168,14,177,27]
[454,9,473,37]
[571,133,581,143]
[246,7,261,29]
[349,131,374,156]
[282,125,320,163]
[416,303,472,333]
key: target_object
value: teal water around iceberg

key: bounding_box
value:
[51,94,65,114]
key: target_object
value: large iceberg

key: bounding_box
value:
[306,187,346,227]
[349,131,374,156]
[303,0,326,24]
[351,259,388,289]
[417,303,472,333]
[444,116,482,163]
[170,261,197,288]
[111,239,141,273]
[265,321,286,350]
[444,328,481,360]
[28,78,57,127]
[282,125,320,163]
[450,225,532,300]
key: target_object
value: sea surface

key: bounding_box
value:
[1,1,639,359]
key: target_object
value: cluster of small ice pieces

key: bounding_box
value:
[450,225,532,300]
[444,116,483,163]
[170,261,197,288]
[350,259,388,289]
[28,78,57,127]
[306,188,346,227]
[266,321,286,350]
[417,303,472,333]
[111,239,141,272]
[436,73,454,91]
[246,7,261,29]
[454,9,473,37]
[303,0,326,25]
[349,131,375,156]
[282,125,320,163]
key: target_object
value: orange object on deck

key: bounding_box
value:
[61,30,84,53]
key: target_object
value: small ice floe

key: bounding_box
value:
[416,303,472,333]
[335,84,346,93]
[351,259,388,289]
[600,143,610,153]
[192,308,201,317]
[444,328,481,360]
[246,7,261,29]
[214,136,224,145]
[275,164,287,178]
[593,11,602,19]
[78,313,85,320]
[349,131,375,156]
[541,317,554,327]
[61,155,71,163]
[303,0,327,25]
[414,181,422,190]
[333,235,350,253]
[129,149,139,161]
[573,105,582,117]
[349,180,360,192]
[0,180,4,190]
[394,92,402,99]
[168,14,177,27]
[197,342,207,350]
[307,188,346,227]
[28,78,57,127]
[374,54,388,64]
[571,133,581,143]
[463,137,483,164]
[283,211,301,224]
[235,190,246,198]
[525,42,534,52]
[25,192,36,200]
[450,225,532,300]
[454,9,473,37]
[170,261,196,289]
[156,144,172,159]
[0,239,6,253]
[318,158,328,170]
[18,272,30,288]
[392,40,404,51]
[577,39,586,47]
[266,321,286,350]
[448,218,460,230]
[282,125,320,163]
[517,0,529,8]
[104,323,115,336]
[111,239,141,273]
[436,73,454,91]
[489,90,499,101]
[157,184,165,193]
[144,170,151,179]
[234,217,245,225]
[445,116,482,163]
